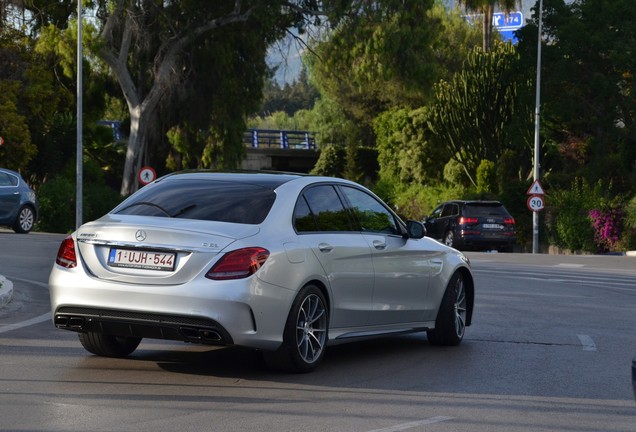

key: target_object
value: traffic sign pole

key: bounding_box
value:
[532,0,544,254]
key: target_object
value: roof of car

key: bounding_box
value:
[444,200,504,205]
[154,170,309,189]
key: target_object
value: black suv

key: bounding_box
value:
[423,200,516,252]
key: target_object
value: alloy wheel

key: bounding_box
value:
[295,293,327,364]
[453,276,467,338]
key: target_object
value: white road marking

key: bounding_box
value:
[5,276,49,288]
[0,276,51,334]
[0,312,51,334]
[577,334,597,351]
[367,416,453,432]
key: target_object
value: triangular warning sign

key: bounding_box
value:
[527,179,545,195]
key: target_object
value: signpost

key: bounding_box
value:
[138,167,157,186]
[493,11,524,31]
[527,195,545,212]
[527,179,545,251]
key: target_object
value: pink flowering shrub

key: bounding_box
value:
[588,208,623,253]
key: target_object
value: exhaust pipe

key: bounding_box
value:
[54,315,85,329]
[180,326,222,343]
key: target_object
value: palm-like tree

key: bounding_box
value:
[457,0,522,51]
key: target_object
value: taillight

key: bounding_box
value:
[205,247,270,280]
[55,236,77,268]
[504,217,516,225]
[459,217,478,225]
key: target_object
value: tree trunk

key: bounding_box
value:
[96,1,252,196]
[482,4,494,52]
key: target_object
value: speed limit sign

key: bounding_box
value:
[527,195,545,212]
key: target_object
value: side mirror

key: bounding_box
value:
[405,220,426,239]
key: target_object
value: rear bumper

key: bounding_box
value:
[49,266,296,351]
[456,233,516,250]
[54,307,234,345]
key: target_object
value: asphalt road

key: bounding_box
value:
[1,231,635,432]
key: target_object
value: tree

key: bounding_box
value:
[92,1,267,195]
[456,0,521,52]
[308,0,439,131]
[516,0,636,192]
[428,42,534,187]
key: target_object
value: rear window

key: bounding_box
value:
[112,179,276,224]
[464,203,510,217]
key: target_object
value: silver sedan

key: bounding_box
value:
[49,172,474,372]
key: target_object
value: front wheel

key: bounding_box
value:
[13,206,35,233]
[263,285,328,373]
[78,332,142,357]
[427,271,467,346]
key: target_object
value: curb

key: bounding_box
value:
[0,275,14,308]
[627,251,636,257]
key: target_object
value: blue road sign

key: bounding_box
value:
[493,11,523,31]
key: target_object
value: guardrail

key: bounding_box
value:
[244,129,317,149]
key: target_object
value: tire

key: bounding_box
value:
[12,206,35,233]
[444,230,455,248]
[263,285,328,373]
[427,271,467,346]
[78,332,142,357]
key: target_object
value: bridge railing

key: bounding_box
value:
[244,129,317,149]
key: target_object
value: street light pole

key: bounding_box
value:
[532,0,543,254]
[76,0,83,229]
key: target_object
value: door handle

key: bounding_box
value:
[318,243,333,252]
[372,240,386,250]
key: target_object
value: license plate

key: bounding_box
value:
[108,248,176,271]
[482,223,503,229]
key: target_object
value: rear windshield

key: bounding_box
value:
[112,179,276,224]
[464,203,509,217]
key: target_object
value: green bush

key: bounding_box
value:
[546,178,615,253]
[476,159,496,194]
[37,176,76,233]
[310,144,346,177]
[617,195,636,251]
[36,160,123,233]
[388,183,464,221]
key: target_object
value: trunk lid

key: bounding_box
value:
[75,214,259,285]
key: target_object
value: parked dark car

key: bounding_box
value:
[0,168,39,233]
[423,200,516,252]
[632,355,636,402]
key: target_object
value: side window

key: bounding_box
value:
[295,185,353,232]
[441,204,455,217]
[0,172,15,187]
[293,196,317,232]
[430,205,443,219]
[340,186,399,235]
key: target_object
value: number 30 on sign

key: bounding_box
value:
[527,195,545,212]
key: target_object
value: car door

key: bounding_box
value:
[439,202,459,242]
[294,184,374,329]
[338,186,433,325]
[0,171,20,223]
[424,204,444,242]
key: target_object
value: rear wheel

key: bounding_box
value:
[263,285,328,373]
[78,332,141,357]
[427,271,467,346]
[12,206,35,233]
[444,230,455,248]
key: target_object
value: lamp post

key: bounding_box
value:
[76,0,83,229]
[532,0,543,254]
